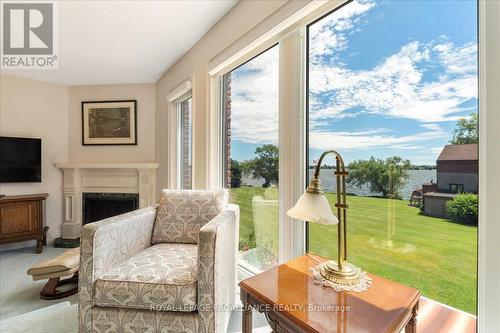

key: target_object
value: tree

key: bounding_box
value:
[230,159,242,188]
[347,156,411,198]
[239,160,254,176]
[245,144,279,187]
[450,112,478,144]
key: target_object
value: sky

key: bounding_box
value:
[229,0,478,166]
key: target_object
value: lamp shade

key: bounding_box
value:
[287,191,339,225]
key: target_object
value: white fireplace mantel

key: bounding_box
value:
[55,162,159,169]
[55,162,159,239]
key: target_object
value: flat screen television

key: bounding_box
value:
[0,136,42,183]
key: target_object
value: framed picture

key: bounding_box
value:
[82,100,137,145]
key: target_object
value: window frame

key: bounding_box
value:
[166,80,193,190]
[177,95,193,189]
[450,183,465,193]
[213,35,307,267]
[219,43,288,272]
[205,0,497,327]
[303,0,479,317]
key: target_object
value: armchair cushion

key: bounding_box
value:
[94,243,198,312]
[152,189,229,244]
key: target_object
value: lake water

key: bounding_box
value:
[241,169,436,200]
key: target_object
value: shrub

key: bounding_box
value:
[446,193,478,223]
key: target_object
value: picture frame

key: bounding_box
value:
[81,100,137,145]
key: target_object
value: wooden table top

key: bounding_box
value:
[239,254,421,333]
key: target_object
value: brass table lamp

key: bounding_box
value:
[287,150,361,285]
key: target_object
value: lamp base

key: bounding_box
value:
[318,260,361,285]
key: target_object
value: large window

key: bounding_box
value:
[307,0,478,314]
[222,45,280,272]
[178,96,192,189]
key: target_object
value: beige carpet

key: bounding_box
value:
[0,301,78,333]
[0,247,78,321]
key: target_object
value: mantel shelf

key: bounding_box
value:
[55,162,159,169]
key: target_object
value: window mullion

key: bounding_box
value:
[278,28,307,263]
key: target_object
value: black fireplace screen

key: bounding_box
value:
[82,193,139,225]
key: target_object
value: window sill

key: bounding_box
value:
[417,297,476,333]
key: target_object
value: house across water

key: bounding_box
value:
[422,144,478,218]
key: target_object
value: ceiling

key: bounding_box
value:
[0,1,237,86]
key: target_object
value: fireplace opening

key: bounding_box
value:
[82,193,139,225]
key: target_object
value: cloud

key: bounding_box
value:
[420,123,441,131]
[229,0,477,156]
[434,41,477,75]
[309,40,478,124]
[429,146,446,154]
[308,1,477,125]
[309,127,448,151]
[230,0,377,145]
[230,46,279,144]
[309,0,375,61]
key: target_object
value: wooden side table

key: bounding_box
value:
[239,254,420,333]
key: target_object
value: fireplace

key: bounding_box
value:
[82,193,139,225]
[56,162,158,239]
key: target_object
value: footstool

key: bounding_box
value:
[27,247,80,300]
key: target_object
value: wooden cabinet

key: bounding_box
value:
[0,193,49,253]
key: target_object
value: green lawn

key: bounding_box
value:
[230,187,478,314]
[230,186,267,250]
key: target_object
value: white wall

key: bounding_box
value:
[0,74,69,249]
[0,77,156,251]
[69,84,156,162]
[155,0,287,191]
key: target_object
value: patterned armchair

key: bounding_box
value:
[78,189,239,333]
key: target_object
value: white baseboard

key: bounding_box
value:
[46,230,62,242]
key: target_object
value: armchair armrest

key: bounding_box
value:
[198,204,240,333]
[78,206,157,333]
